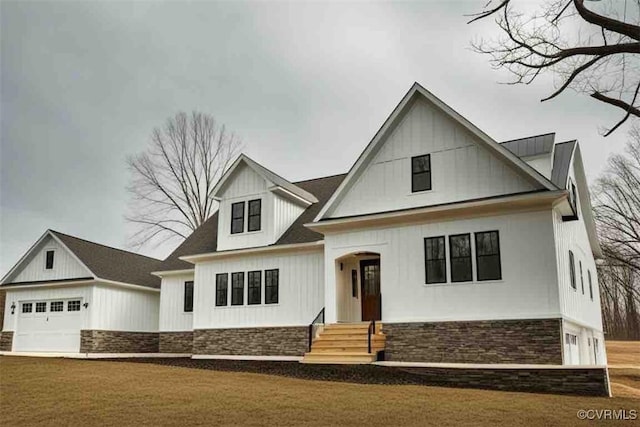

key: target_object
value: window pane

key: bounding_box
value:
[412,155,430,173]
[569,251,576,289]
[450,234,472,282]
[265,269,279,304]
[249,199,261,215]
[412,172,431,192]
[51,301,64,312]
[36,302,47,313]
[476,231,501,281]
[248,271,261,305]
[231,202,245,234]
[45,250,54,269]
[411,155,432,192]
[232,272,244,305]
[248,216,261,232]
[68,300,81,311]
[216,274,228,307]
[184,281,194,312]
[424,236,446,284]
[22,303,32,313]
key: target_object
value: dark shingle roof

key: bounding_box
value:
[500,133,555,157]
[551,140,576,189]
[50,230,162,289]
[159,173,347,272]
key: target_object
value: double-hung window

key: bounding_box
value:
[184,281,194,312]
[569,251,577,290]
[449,234,472,282]
[265,269,279,304]
[45,250,55,269]
[424,236,446,284]
[248,271,261,305]
[231,202,245,234]
[231,272,244,305]
[248,199,261,232]
[411,154,431,192]
[216,273,228,307]
[475,231,501,281]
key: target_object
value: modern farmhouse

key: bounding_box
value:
[1,83,606,369]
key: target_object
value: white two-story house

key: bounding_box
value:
[1,83,605,367]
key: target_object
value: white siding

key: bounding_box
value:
[328,98,537,218]
[159,273,194,331]
[3,285,92,332]
[273,194,305,241]
[10,236,91,283]
[91,283,159,332]
[323,209,560,324]
[523,154,552,180]
[194,250,324,329]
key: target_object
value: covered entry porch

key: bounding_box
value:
[334,251,381,323]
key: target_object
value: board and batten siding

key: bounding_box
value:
[273,193,305,241]
[2,285,92,332]
[10,236,91,283]
[159,273,194,331]
[91,283,159,332]
[193,250,324,329]
[328,97,538,219]
[324,209,560,324]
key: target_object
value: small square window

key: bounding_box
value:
[22,303,33,313]
[45,250,55,269]
[68,300,81,311]
[50,301,64,312]
[412,155,431,192]
[35,302,47,313]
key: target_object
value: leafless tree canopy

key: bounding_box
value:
[469,0,640,136]
[126,112,241,249]
[593,127,640,339]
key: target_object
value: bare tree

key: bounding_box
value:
[468,0,640,136]
[126,112,241,248]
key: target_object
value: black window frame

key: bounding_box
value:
[449,233,472,283]
[68,300,81,312]
[22,303,33,313]
[231,272,244,306]
[475,231,502,281]
[35,302,47,313]
[424,236,447,284]
[569,251,577,290]
[45,250,55,270]
[411,154,432,193]
[265,269,279,305]
[184,281,194,313]
[215,273,228,307]
[588,270,594,301]
[231,202,245,234]
[247,270,262,305]
[248,199,262,232]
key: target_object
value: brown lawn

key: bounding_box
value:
[0,357,638,427]
[606,341,640,365]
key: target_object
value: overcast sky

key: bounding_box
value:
[0,0,633,276]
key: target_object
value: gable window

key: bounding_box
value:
[45,250,55,269]
[424,236,446,284]
[579,261,584,294]
[248,199,262,232]
[184,281,194,313]
[411,154,431,192]
[35,302,47,313]
[22,303,33,313]
[449,234,472,282]
[248,271,262,305]
[569,251,577,290]
[50,301,64,312]
[231,202,245,234]
[265,269,279,304]
[475,231,502,281]
[215,274,228,307]
[68,300,81,312]
[231,272,244,305]
[588,270,594,301]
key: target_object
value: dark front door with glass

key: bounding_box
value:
[360,259,381,321]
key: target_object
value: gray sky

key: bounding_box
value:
[0,0,633,276]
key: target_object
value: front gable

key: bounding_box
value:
[2,232,93,284]
[317,83,555,220]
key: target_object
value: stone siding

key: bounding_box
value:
[193,326,308,356]
[80,330,159,353]
[0,331,13,351]
[384,319,562,364]
[159,331,194,353]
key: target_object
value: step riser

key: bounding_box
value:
[302,322,385,365]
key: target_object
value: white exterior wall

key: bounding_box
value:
[323,209,560,324]
[10,236,91,283]
[523,154,552,180]
[273,194,306,241]
[3,285,92,332]
[563,319,607,366]
[193,249,324,329]
[91,283,159,332]
[159,273,194,331]
[328,98,537,218]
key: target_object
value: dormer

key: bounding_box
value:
[211,154,318,251]
[500,133,555,180]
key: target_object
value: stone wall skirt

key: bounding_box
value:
[384,319,563,364]
[0,331,13,351]
[80,330,159,353]
[159,331,194,353]
[193,326,308,356]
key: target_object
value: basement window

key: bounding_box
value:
[231,202,245,234]
[22,303,32,313]
[50,301,64,312]
[411,154,432,192]
[449,234,472,282]
[45,250,55,269]
[68,300,81,312]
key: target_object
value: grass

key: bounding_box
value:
[0,356,638,427]
[606,341,640,365]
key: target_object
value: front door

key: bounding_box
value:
[360,259,381,321]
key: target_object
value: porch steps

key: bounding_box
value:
[301,322,385,364]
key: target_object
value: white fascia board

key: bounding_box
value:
[0,279,96,291]
[151,269,195,278]
[269,185,313,207]
[95,279,161,293]
[179,241,324,263]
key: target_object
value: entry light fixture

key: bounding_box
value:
[10,302,16,315]
[83,302,89,309]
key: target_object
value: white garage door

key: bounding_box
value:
[14,299,83,353]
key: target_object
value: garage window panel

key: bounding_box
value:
[22,303,33,313]
[35,302,47,313]
[68,300,81,311]
[50,301,64,312]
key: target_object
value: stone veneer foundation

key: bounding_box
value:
[384,318,563,364]
[80,330,159,353]
[193,326,308,356]
[0,331,13,351]
[159,331,194,353]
